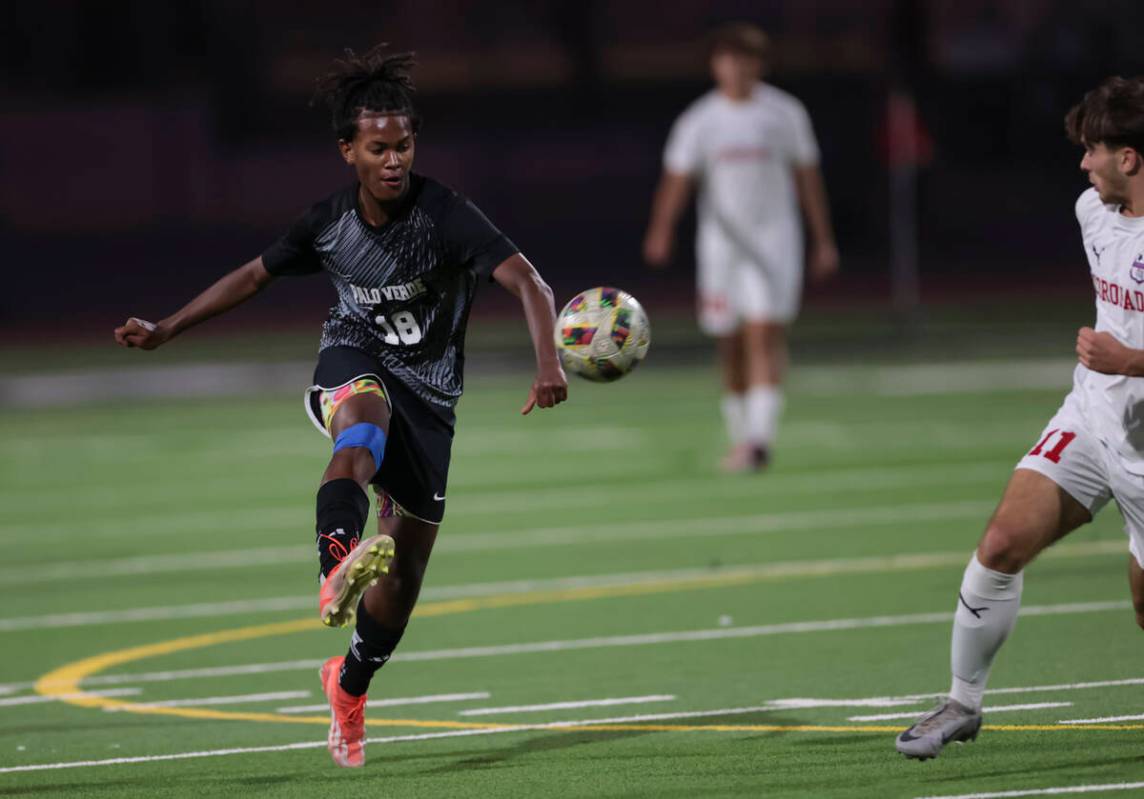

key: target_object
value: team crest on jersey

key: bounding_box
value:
[1132,253,1144,284]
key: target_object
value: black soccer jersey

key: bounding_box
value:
[262,175,518,408]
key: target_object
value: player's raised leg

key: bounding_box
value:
[321,510,437,768]
[317,386,395,628]
[896,467,1092,760]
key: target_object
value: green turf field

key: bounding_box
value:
[3,354,1144,798]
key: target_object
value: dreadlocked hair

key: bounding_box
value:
[313,44,420,142]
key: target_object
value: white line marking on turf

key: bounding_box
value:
[0,688,141,707]
[104,690,309,710]
[0,460,1013,532]
[0,703,784,774]
[847,702,1072,722]
[440,500,997,553]
[767,698,927,709]
[0,602,1132,697]
[459,695,676,716]
[0,660,329,694]
[915,781,1144,799]
[1,537,1125,633]
[0,597,315,632]
[1058,712,1144,724]
[3,498,999,551]
[772,676,1144,711]
[277,691,491,714]
[0,464,1016,586]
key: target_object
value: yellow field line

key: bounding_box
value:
[33,546,1142,736]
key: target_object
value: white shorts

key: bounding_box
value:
[1016,390,1144,567]
[696,225,803,335]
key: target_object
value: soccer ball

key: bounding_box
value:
[554,287,650,382]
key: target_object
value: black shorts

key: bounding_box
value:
[305,346,455,524]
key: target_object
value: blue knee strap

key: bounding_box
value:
[333,423,386,471]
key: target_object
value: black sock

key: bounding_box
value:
[316,478,370,579]
[339,602,406,696]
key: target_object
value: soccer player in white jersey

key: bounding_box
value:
[897,76,1144,760]
[643,22,839,472]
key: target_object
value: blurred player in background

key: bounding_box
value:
[896,76,1144,760]
[114,46,567,768]
[643,22,839,473]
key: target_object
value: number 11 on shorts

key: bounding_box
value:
[1028,429,1077,463]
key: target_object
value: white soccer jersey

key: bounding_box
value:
[1074,187,1144,473]
[663,82,819,257]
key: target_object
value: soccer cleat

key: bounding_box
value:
[320,656,367,768]
[896,698,983,760]
[319,534,395,628]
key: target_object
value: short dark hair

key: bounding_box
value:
[1065,76,1144,153]
[312,44,420,142]
[707,22,769,61]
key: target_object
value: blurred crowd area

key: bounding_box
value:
[3,0,1144,329]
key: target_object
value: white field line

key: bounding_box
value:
[459,695,676,716]
[1058,712,1144,724]
[443,500,991,552]
[0,702,788,775]
[104,690,309,711]
[0,461,1011,536]
[0,357,1074,412]
[847,702,1072,722]
[278,691,491,714]
[0,496,998,550]
[0,601,1131,697]
[0,595,1111,695]
[915,781,1144,799]
[0,597,315,633]
[0,491,1010,587]
[3,536,1124,634]
[0,660,329,695]
[767,698,927,709]
[0,688,140,707]
[771,676,1144,711]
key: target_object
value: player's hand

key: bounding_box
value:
[114,317,171,350]
[1076,326,1135,375]
[809,241,840,282]
[521,362,568,415]
[642,227,673,269]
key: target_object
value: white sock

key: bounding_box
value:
[721,393,747,445]
[948,554,1023,711]
[745,385,784,446]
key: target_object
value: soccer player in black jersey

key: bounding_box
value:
[114,46,568,768]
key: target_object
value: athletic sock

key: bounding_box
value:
[745,384,784,447]
[339,603,406,696]
[720,393,747,444]
[948,554,1023,711]
[316,478,371,579]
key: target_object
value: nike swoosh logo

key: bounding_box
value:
[958,592,989,618]
[433,493,446,501]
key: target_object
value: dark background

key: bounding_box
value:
[4,0,1143,337]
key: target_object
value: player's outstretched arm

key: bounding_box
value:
[793,164,840,281]
[643,172,694,268]
[491,254,568,415]
[1076,326,1144,376]
[114,257,275,350]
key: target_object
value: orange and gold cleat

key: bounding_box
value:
[319,534,395,628]
[320,656,368,768]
